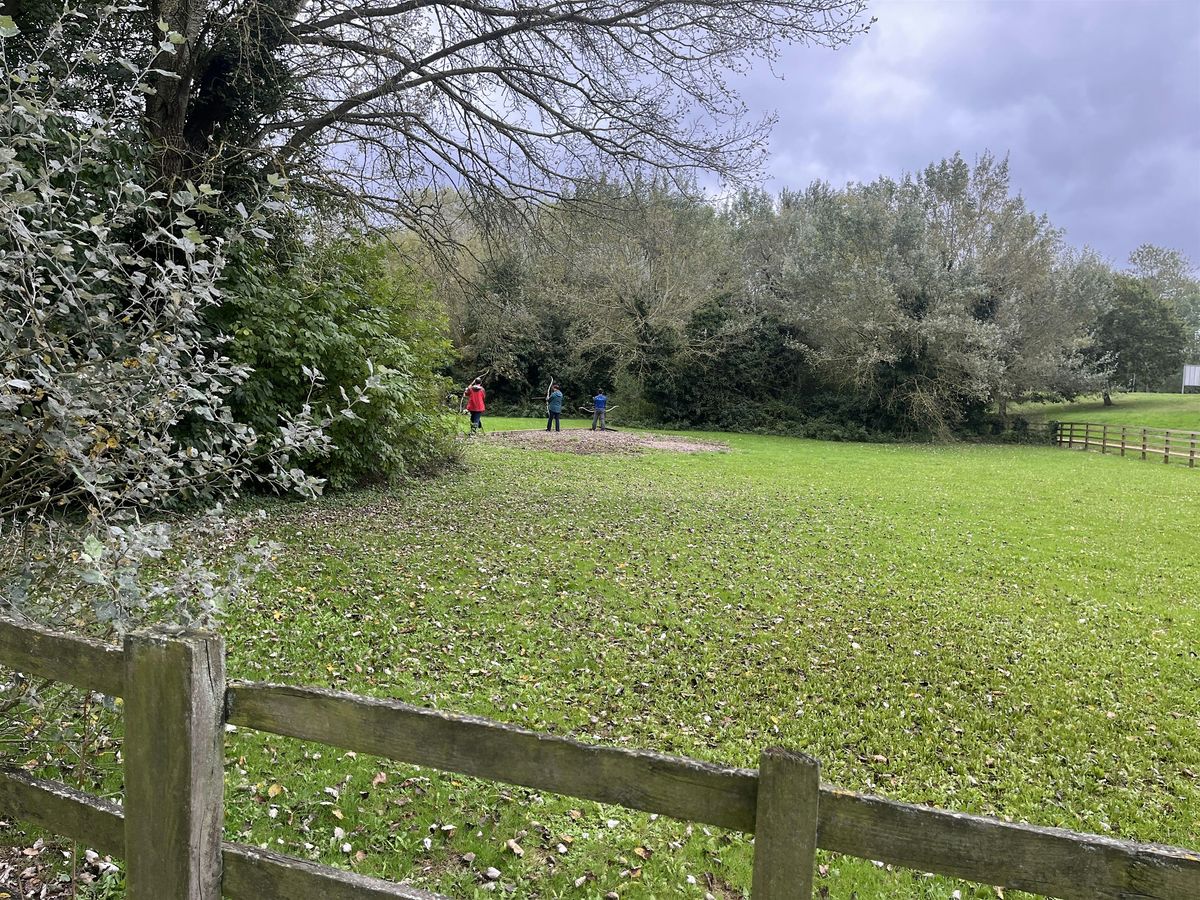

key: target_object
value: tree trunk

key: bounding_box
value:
[147,0,209,184]
[1102,390,1113,406]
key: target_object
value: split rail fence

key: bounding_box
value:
[1056,421,1200,466]
[1,616,1197,899]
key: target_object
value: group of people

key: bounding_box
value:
[544,384,608,432]
[461,378,609,433]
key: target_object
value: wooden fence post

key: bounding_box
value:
[123,629,226,900]
[1119,425,1126,457]
[1101,423,1108,454]
[1164,430,1171,464]
[751,748,820,899]
[1141,428,1147,460]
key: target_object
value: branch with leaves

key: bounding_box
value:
[0,14,372,635]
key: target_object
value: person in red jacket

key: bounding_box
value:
[463,378,486,433]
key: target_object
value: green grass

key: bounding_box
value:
[212,423,1199,899]
[1012,392,1200,430]
[16,423,1200,898]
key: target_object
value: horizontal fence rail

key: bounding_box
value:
[0,768,442,900]
[2,616,1198,899]
[0,616,126,697]
[225,682,759,832]
[1056,421,1200,466]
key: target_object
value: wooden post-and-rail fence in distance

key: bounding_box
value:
[1,617,1198,899]
[1055,421,1200,467]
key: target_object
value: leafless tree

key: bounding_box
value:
[135,0,870,230]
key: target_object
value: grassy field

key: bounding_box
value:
[1012,391,1200,430]
[17,420,1200,898]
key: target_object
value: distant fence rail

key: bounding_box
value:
[1055,421,1200,466]
[1,616,1198,899]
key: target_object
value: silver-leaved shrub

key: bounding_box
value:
[0,7,370,635]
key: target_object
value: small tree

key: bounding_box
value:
[533,178,734,393]
[1128,244,1200,357]
[1094,275,1190,400]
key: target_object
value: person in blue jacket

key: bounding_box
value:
[546,383,563,432]
[591,390,607,431]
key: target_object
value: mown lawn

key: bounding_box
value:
[1012,391,1200,431]
[205,422,1200,899]
[17,422,1199,898]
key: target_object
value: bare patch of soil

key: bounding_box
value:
[480,428,728,455]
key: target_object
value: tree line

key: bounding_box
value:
[441,157,1200,437]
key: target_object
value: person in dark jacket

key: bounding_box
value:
[546,383,563,432]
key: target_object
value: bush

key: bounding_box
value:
[0,12,347,633]
[212,237,457,488]
[959,416,1052,445]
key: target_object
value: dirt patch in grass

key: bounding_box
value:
[480,428,728,455]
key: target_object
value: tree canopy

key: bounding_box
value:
[4,0,871,234]
[445,154,1141,436]
[1095,275,1190,395]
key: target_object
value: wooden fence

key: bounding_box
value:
[1056,421,1200,466]
[2,616,1197,899]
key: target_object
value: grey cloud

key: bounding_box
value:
[732,0,1200,264]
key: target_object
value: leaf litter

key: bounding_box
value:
[481,428,728,455]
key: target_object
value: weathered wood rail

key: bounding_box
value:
[2,616,1198,899]
[1056,421,1200,466]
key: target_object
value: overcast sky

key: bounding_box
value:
[731,0,1200,266]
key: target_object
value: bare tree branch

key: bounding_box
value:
[122,0,871,235]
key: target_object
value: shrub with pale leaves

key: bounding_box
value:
[0,7,370,634]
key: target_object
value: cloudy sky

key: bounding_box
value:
[731,0,1200,266]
